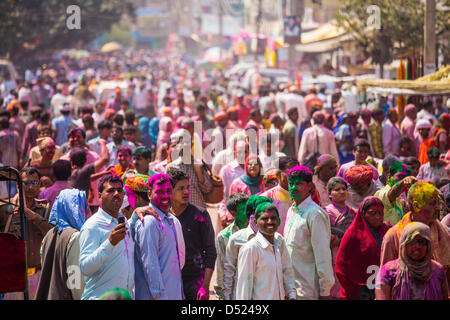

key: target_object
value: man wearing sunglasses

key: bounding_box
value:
[0,167,52,299]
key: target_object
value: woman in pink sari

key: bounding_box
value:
[324,177,357,298]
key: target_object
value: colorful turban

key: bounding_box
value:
[37,137,55,150]
[104,108,116,119]
[404,104,416,113]
[227,106,238,113]
[124,173,150,210]
[314,154,338,175]
[269,113,280,123]
[361,109,372,117]
[161,107,174,119]
[312,110,325,120]
[416,119,432,130]
[264,169,279,182]
[6,99,22,112]
[345,165,373,186]
[214,111,228,121]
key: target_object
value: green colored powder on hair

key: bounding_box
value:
[255,202,280,224]
[245,195,273,220]
[99,288,133,300]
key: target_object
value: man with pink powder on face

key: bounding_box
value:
[133,173,185,300]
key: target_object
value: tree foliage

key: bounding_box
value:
[335,0,449,76]
[0,0,136,63]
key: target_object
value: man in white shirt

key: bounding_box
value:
[340,83,359,113]
[282,86,307,126]
[219,139,249,200]
[298,111,339,166]
[417,100,436,126]
[284,166,334,300]
[222,195,273,300]
[382,108,401,156]
[132,84,149,115]
[236,203,296,300]
[78,175,134,300]
[211,131,246,176]
[50,83,67,118]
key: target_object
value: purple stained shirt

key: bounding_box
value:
[38,181,72,205]
[376,258,446,300]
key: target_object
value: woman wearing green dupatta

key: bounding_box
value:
[229,154,265,196]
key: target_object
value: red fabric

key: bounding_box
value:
[345,164,373,186]
[418,137,437,165]
[0,233,27,293]
[335,197,390,300]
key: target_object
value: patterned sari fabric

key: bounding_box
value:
[325,203,357,298]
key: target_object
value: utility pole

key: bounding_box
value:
[255,0,263,62]
[287,0,304,79]
[424,0,436,75]
[219,0,223,61]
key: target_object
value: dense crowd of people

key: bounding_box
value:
[0,48,449,300]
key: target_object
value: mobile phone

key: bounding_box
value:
[118,216,126,225]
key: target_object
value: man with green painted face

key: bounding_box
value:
[236,202,296,300]
[284,166,335,300]
[222,195,273,300]
[214,193,249,299]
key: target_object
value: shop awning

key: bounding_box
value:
[300,21,347,44]
[296,33,351,53]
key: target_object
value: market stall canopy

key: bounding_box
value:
[101,42,123,53]
[299,21,347,44]
[357,65,450,94]
[293,20,349,53]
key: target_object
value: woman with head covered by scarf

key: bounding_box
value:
[229,154,265,197]
[335,196,390,300]
[137,116,152,149]
[156,116,173,149]
[345,164,379,210]
[324,177,357,298]
[148,117,160,152]
[380,182,450,288]
[36,189,88,300]
[376,222,449,300]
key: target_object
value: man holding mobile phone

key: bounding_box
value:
[79,174,135,300]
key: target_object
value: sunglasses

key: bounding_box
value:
[23,181,39,186]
